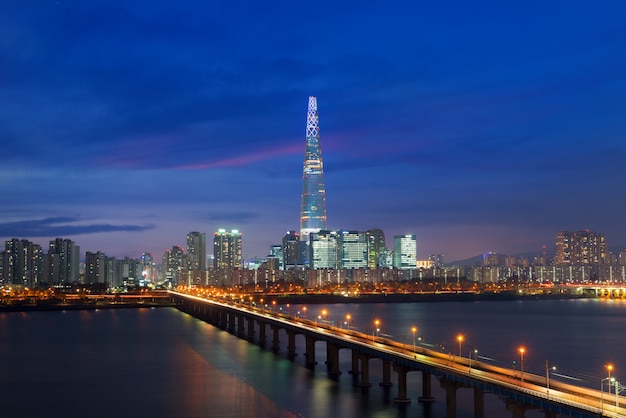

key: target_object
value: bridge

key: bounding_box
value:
[169,291,624,418]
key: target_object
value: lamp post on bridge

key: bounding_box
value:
[546,360,556,399]
[519,347,526,383]
[601,364,614,414]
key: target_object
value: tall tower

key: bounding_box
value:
[300,96,327,242]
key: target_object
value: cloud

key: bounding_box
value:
[208,212,259,223]
[0,217,154,238]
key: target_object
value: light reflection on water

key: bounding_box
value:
[0,299,624,418]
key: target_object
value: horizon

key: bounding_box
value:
[2,2,626,261]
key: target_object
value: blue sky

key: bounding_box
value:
[1,1,626,262]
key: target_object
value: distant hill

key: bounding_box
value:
[446,246,625,267]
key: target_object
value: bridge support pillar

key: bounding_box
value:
[349,350,360,375]
[305,335,317,368]
[505,399,534,418]
[440,379,460,418]
[418,371,435,402]
[357,354,372,387]
[392,363,410,403]
[473,387,485,418]
[286,331,297,360]
[380,359,393,387]
[258,322,266,348]
[227,313,236,334]
[237,315,245,338]
[326,343,341,379]
[246,317,255,341]
[219,311,227,329]
[271,325,280,352]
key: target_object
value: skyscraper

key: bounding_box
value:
[186,231,207,270]
[300,96,327,242]
[393,234,417,270]
[213,229,242,269]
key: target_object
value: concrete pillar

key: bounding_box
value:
[326,343,341,378]
[271,325,280,352]
[237,315,245,337]
[473,387,485,418]
[505,399,533,418]
[219,310,227,329]
[287,331,297,360]
[380,359,393,387]
[418,371,435,402]
[440,379,459,418]
[349,350,360,375]
[305,335,317,368]
[246,317,255,341]
[357,354,372,387]
[392,363,410,403]
[227,313,236,333]
[258,321,266,348]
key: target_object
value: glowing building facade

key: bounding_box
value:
[300,96,327,242]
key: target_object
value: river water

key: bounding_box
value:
[0,298,624,418]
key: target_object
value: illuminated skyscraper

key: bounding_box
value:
[213,229,242,269]
[186,231,207,270]
[393,234,417,270]
[300,96,327,242]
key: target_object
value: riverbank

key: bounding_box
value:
[254,290,591,304]
[0,299,175,312]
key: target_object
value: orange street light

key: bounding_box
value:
[519,347,526,382]
[375,319,380,337]
[303,306,307,319]
[346,314,351,329]
[411,327,417,354]
[457,334,464,357]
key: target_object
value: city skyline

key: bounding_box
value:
[2,2,626,261]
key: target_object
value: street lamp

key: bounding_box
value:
[346,314,351,329]
[519,347,526,382]
[457,334,464,357]
[303,306,307,319]
[546,360,556,398]
[411,327,417,355]
[375,319,380,337]
[601,364,615,412]
[272,300,276,312]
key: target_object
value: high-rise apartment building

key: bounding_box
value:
[2,238,43,287]
[186,231,207,270]
[48,238,79,283]
[213,229,242,269]
[163,246,184,282]
[555,230,607,265]
[300,96,327,243]
[85,251,106,284]
[393,234,417,270]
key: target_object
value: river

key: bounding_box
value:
[0,298,624,417]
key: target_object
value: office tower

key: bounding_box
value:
[141,252,156,282]
[366,228,386,269]
[85,251,106,284]
[300,96,327,242]
[393,234,417,270]
[3,238,43,287]
[186,231,207,270]
[282,231,306,269]
[269,245,284,270]
[48,238,79,283]
[555,230,607,265]
[338,230,368,269]
[213,229,242,269]
[310,230,338,269]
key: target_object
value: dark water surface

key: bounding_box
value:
[1,298,624,418]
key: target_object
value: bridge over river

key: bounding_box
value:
[169,291,624,418]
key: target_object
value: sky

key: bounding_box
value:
[1,1,626,263]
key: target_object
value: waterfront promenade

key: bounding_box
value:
[170,290,625,418]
